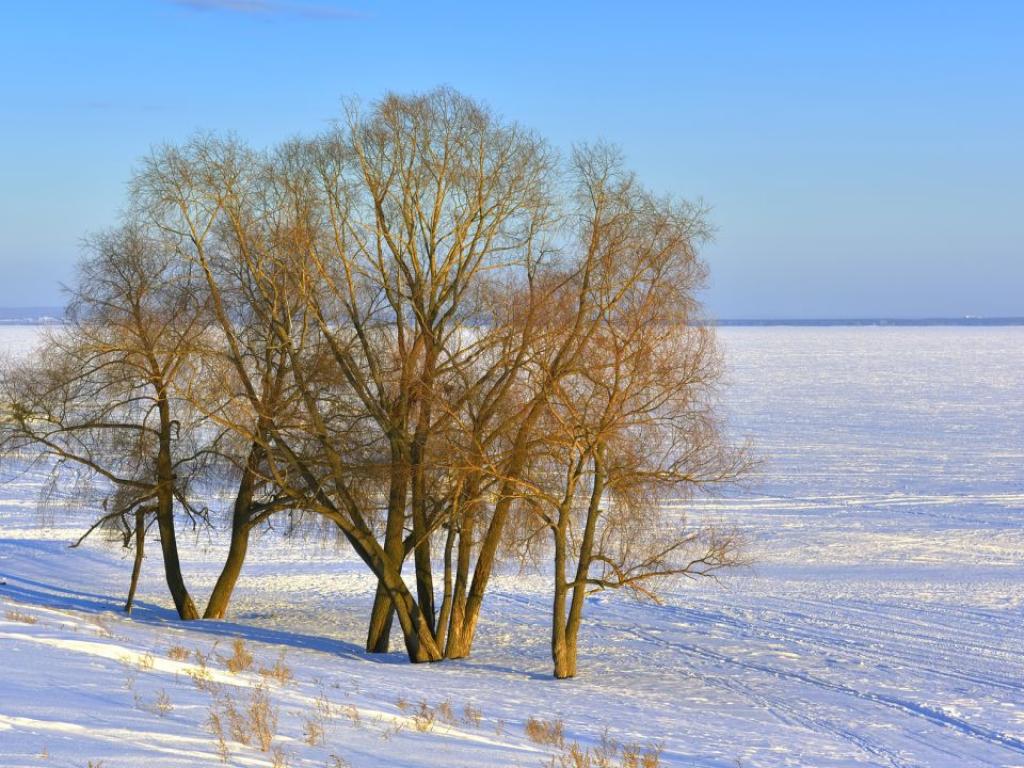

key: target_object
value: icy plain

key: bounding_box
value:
[1,326,1022,767]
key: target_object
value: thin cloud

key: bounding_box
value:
[168,0,363,20]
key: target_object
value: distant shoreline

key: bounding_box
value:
[715,318,1024,327]
[1,307,1021,327]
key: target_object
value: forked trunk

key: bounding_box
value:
[434,507,459,652]
[447,410,542,657]
[369,549,442,662]
[553,587,583,679]
[552,546,573,678]
[409,357,438,636]
[332,516,443,663]
[552,448,605,679]
[552,629,575,679]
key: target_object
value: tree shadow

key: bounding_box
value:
[0,569,404,665]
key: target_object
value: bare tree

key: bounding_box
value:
[128,91,557,661]
[130,136,311,620]
[300,89,556,656]
[530,147,745,677]
[0,223,211,619]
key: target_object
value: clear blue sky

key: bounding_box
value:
[1,1,1021,318]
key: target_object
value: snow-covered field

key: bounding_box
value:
[1,326,1022,768]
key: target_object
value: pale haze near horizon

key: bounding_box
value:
[0,1,1021,319]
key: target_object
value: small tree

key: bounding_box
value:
[0,223,210,619]
[510,146,746,677]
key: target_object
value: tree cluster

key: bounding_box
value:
[0,88,744,678]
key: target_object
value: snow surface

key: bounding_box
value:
[1,326,1022,767]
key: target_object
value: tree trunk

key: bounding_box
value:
[409,353,437,636]
[155,501,199,620]
[365,451,408,652]
[365,582,396,652]
[339,519,442,662]
[203,518,251,619]
[448,408,542,657]
[155,391,199,621]
[124,508,146,614]
[444,494,476,658]
[204,444,261,619]
[447,473,521,657]
[410,461,435,636]
[556,448,605,679]
[559,618,580,679]
[551,535,573,678]
[434,507,459,653]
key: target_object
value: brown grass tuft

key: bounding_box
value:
[526,717,565,748]
[206,681,279,760]
[224,638,254,674]
[258,652,292,686]
[167,644,190,661]
[546,732,663,768]
[462,703,483,728]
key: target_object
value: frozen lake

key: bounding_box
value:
[1,325,1022,767]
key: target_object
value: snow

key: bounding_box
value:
[1,325,1022,767]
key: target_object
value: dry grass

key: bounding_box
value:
[412,700,437,732]
[398,698,460,733]
[90,615,113,637]
[247,683,278,751]
[342,704,361,727]
[208,710,230,764]
[271,745,289,768]
[5,609,38,624]
[314,687,335,721]
[167,645,191,661]
[187,651,219,694]
[206,681,279,761]
[303,685,337,745]
[302,716,325,746]
[223,638,254,674]
[153,689,173,716]
[546,733,663,768]
[258,653,292,686]
[435,699,456,726]
[134,688,173,717]
[462,703,483,728]
[137,651,155,671]
[526,717,565,748]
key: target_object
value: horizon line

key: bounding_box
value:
[0,306,1022,327]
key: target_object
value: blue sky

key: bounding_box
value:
[1,0,1021,318]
